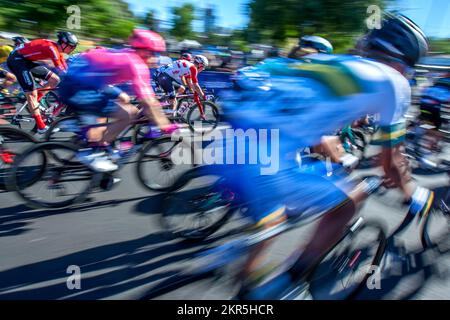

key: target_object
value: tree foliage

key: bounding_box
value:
[170,4,195,40]
[0,0,137,40]
[245,0,388,49]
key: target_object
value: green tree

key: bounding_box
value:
[142,9,159,31]
[0,0,137,40]
[246,0,388,49]
[170,4,195,40]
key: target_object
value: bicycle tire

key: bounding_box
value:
[160,165,241,241]
[9,141,97,209]
[186,101,220,133]
[420,191,450,250]
[306,218,387,300]
[136,136,195,192]
[0,125,42,190]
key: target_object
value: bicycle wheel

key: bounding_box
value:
[186,101,220,133]
[307,218,387,300]
[136,136,195,192]
[161,165,242,241]
[420,189,450,250]
[0,125,41,190]
[9,142,97,209]
[44,115,80,143]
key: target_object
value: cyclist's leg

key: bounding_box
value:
[101,87,136,144]
[7,56,46,130]
[30,66,59,101]
[157,73,177,111]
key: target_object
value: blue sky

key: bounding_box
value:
[125,0,450,38]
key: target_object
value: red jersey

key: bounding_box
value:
[17,39,67,71]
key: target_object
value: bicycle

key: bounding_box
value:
[1,87,66,134]
[0,124,42,190]
[156,90,220,134]
[8,115,195,209]
[141,174,388,300]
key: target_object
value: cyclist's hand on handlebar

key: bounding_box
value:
[160,123,181,135]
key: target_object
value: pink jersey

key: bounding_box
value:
[80,48,154,99]
[164,60,199,84]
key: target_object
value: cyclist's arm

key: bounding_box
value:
[46,44,67,72]
[187,66,205,99]
[128,56,171,128]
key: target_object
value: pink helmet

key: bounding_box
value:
[129,29,166,52]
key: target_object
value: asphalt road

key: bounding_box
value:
[0,129,449,300]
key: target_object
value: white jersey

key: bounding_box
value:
[161,60,199,84]
[224,55,411,149]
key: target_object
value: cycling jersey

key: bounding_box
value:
[226,55,410,150]
[160,60,199,84]
[58,48,154,116]
[219,55,412,223]
[62,48,153,100]
[16,39,67,71]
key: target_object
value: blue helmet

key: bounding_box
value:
[299,35,333,54]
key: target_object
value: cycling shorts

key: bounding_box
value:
[156,72,181,99]
[7,51,53,92]
[419,102,443,129]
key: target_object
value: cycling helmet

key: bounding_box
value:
[128,29,166,52]
[0,45,13,64]
[358,12,429,67]
[193,55,209,67]
[180,52,193,62]
[299,36,333,54]
[12,36,29,47]
[57,31,79,47]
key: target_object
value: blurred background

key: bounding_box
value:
[0,0,449,71]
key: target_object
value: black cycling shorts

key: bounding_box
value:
[419,102,442,129]
[7,51,53,92]
[156,72,181,99]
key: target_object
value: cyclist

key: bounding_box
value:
[217,12,433,296]
[415,73,450,166]
[58,29,175,172]
[288,35,333,58]
[6,31,78,133]
[155,54,209,116]
[0,45,16,89]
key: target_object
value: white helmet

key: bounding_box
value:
[194,55,209,67]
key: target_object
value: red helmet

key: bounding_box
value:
[129,29,166,52]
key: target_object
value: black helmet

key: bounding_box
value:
[57,31,78,47]
[12,36,29,47]
[359,12,428,66]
